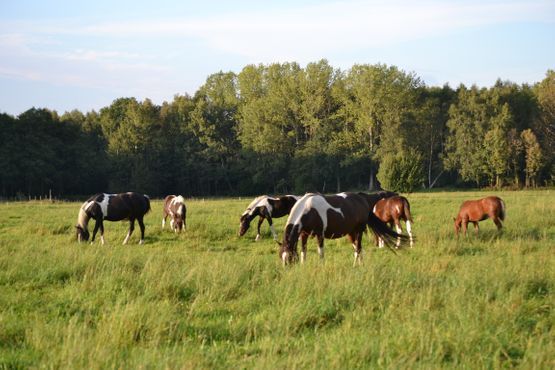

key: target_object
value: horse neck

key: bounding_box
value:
[77,208,91,230]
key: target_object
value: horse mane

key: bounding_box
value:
[77,201,92,229]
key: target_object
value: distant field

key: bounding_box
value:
[0,190,553,369]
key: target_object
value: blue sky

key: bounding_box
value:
[1,0,554,115]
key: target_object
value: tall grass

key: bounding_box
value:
[0,190,553,368]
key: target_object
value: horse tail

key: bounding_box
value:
[499,198,506,221]
[402,197,413,223]
[144,194,151,214]
[368,212,408,250]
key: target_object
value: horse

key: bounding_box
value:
[454,196,506,236]
[239,195,300,241]
[162,195,187,233]
[373,195,414,248]
[75,192,151,245]
[278,192,406,266]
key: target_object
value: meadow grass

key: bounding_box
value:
[0,190,553,369]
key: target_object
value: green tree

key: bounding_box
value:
[521,129,543,187]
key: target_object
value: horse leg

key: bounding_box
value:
[91,219,100,244]
[493,217,503,231]
[99,220,105,245]
[255,217,265,241]
[162,211,167,229]
[405,219,414,247]
[300,233,308,264]
[267,217,277,240]
[473,222,479,235]
[123,218,135,245]
[351,233,363,267]
[317,235,325,261]
[394,219,402,248]
[462,219,469,237]
[170,218,175,232]
[138,217,146,244]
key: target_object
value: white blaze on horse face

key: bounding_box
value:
[98,193,111,219]
[281,251,289,265]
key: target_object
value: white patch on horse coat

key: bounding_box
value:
[286,194,344,236]
[98,193,111,219]
[337,192,348,198]
[396,204,401,214]
[244,196,274,216]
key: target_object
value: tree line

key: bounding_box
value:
[0,61,553,198]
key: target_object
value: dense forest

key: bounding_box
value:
[0,61,553,198]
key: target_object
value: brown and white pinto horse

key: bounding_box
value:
[373,196,414,248]
[454,196,506,236]
[239,195,300,241]
[162,195,187,233]
[279,192,405,266]
[75,192,151,245]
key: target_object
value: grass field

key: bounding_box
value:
[0,190,553,369]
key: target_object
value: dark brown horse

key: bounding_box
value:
[239,195,300,241]
[454,196,506,236]
[76,192,151,244]
[278,192,405,266]
[373,195,414,247]
[162,195,187,233]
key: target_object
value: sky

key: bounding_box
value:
[1,0,554,116]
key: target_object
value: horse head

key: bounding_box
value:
[279,224,300,265]
[75,225,90,242]
[238,213,251,236]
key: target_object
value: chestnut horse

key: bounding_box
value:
[76,192,151,245]
[162,195,187,233]
[373,196,414,248]
[278,192,406,266]
[454,196,506,236]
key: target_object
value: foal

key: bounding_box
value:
[373,196,414,247]
[454,196,506,236]
[162,195,187,233]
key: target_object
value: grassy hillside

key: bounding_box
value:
[0,190,553,369]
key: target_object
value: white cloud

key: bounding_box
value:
[31,0,553,63]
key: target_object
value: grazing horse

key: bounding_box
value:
[373,196,414,248]
[454,196,506,236]
[162,195,187,233]
[239,195,300,241]
[278,192,405,266]
[75,192,151,245]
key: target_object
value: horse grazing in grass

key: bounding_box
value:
[454,196,506,236]
[239,195,300,241]
[278,192,406,266]
[76,192,151,245]
[162,195,187,233]
[373,195,414,248]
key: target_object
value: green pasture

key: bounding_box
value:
[0,190,553,369]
